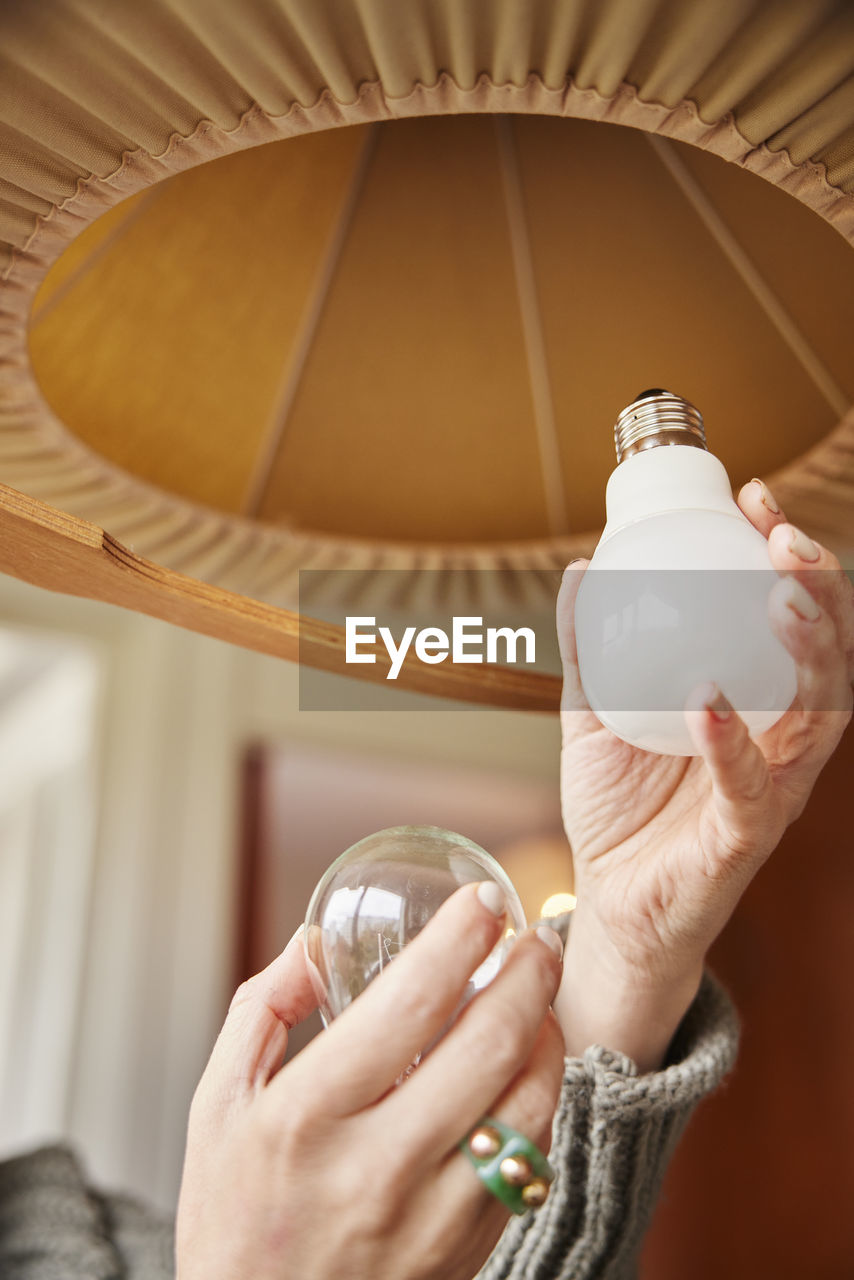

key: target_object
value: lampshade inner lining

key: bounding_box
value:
[26,113,854,546]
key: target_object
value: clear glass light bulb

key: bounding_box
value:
[303,826,525,1036]
[574,390,798,756]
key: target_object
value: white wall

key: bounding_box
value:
[0,633,101,1151]
[0,573,560,1210]
[0,579,241,1210]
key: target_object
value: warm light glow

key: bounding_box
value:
[539,892,577,917]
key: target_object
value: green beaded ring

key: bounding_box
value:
[460,1117,554,1214]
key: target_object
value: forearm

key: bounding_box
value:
[554,907,704,1074]
[478,972,739,1280]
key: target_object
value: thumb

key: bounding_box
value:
[684,682,776,864]
[200,926,320,1109]
[556,560,596,715]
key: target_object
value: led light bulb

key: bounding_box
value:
[574,390,797,756]
[303,825,525,1031]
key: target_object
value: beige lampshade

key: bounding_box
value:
[1,0,853,705]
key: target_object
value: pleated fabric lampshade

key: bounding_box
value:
[1,0,853,705]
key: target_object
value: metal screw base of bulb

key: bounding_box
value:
[614,390,707,463]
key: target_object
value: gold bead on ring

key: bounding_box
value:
[521,1177,551,1208]
[468,1125,502,1159]
[499,1154,533,1186]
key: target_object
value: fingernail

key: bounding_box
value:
[477,881,506,917]
[788,526,820,563]
[704,684,732,722]
[782,576,821,622]
[751,478,779,513]
[284,923,305,951]
[535,925,564,959]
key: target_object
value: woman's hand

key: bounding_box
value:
[176,884,565,1280]
[555,479,853,1071]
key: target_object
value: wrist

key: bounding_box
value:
[554,907,704,1073]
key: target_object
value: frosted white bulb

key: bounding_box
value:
[574,391,797,756]
[303,825,525,1031]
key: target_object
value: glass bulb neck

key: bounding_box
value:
[614,390,707,463]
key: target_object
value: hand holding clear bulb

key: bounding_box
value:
[178,883,564,1280]
[556,473,854,1072]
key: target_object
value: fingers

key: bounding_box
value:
[768,577,853,721]
[736,477,788,538]
[684,683,776,860]
[198,927,319,1108]
[433,1010,565,1225]
[766,524,854,686]
[739,476,853,714]
[685,497,853,851]
[556,561,600,724]
[379,927,564,1159]
[277,883,509,1118]
[467,1009,565,1156]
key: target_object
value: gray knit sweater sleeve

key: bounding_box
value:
[478,971,739,1280]
[0,1146,173,1280]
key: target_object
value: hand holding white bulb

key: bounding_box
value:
[555,477,854,1073]
[574,390,797,755]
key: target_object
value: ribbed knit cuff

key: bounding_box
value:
[479,971,739,1280]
